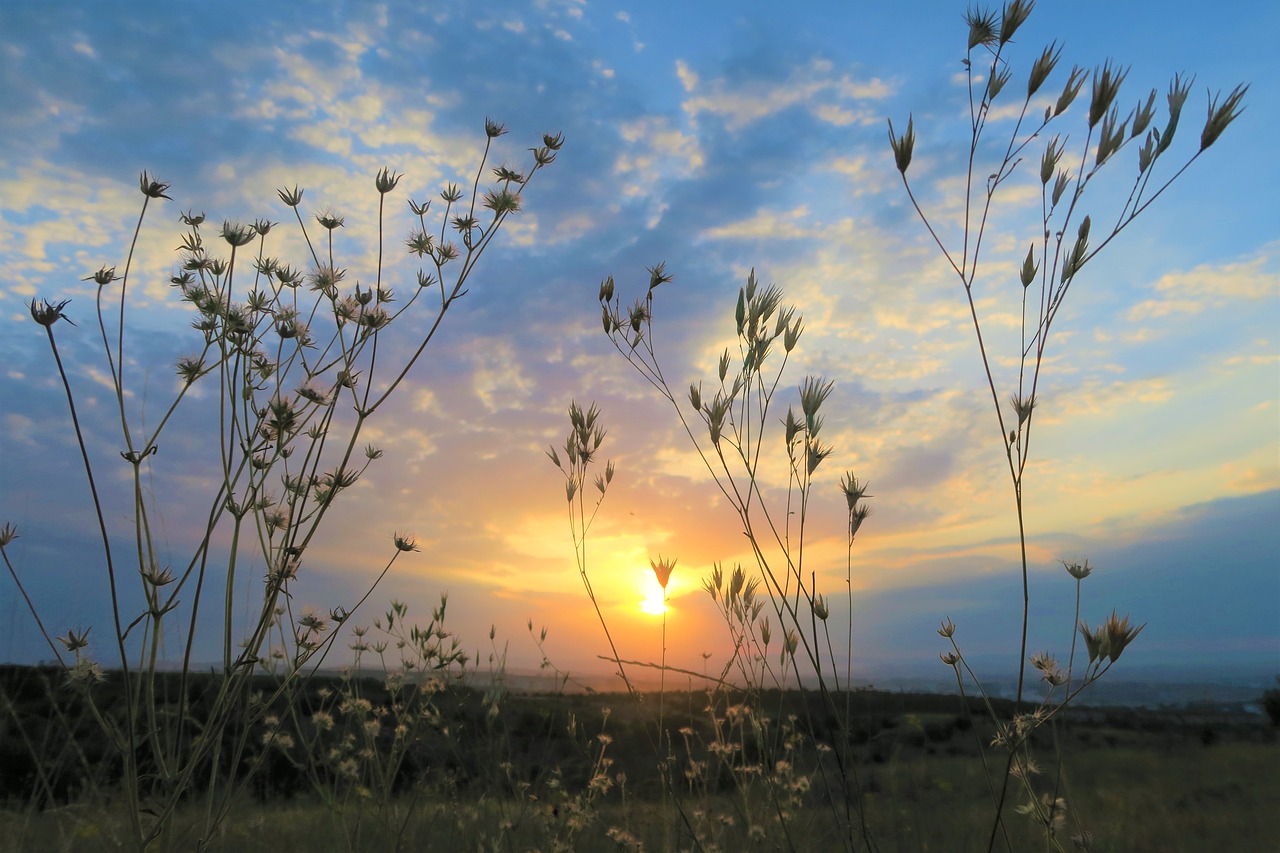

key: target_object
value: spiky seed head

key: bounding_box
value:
[650,555,676,589]
[139,171,171,199]
[965,7,999,50]
[1201,83,1248,151]
[1020,246,1038,287]
[375,167,403,195]
[888,116,915,175]
[1028,43,1061,98]
[1063,558,1092,580]
[1088,61,1129,129]
[277,185,304,207]
[1055,66,1087,116]
[647,262,672,291]
[29,298,74,328]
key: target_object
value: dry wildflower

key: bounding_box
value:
[277,185,304,207]
[58,628,91,653]
[888,115,915,175]
[1102,610,1144,661]
[1201,83,1249,150]
[1063,558,1093,580]
[67,658,106,685]
[375,166,402,195]
[315,209,345,230]
[138,171,171,199]
[483,188,520,215]
[28,298,75,328]
[650,555,676,589]
[221,220,255,247]
[0,522,16,547]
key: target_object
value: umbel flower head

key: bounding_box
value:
[650,555,676,590]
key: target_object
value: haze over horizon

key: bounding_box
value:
[1,0,1277,687]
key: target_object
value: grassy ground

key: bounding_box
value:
[2,734,1275,851]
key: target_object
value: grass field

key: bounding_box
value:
[2,672,1274,852]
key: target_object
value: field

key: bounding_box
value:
[2,666,1275,852]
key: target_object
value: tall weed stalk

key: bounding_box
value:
[887,1,1245,847]
[2,122,561,851]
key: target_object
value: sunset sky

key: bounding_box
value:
[1,0,1276,688]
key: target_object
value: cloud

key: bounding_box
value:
[677,57,892,131]
[1126,244,1280,322]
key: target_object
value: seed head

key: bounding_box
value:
[650,555,676,590]
[375,167,403,195]
[394,533,420,553]
[277,185,304,207]
[647,262,673,291]
[1102,610,1144,661]
[139,171,171,199]
[28,298,75,328]
[1028,42,1062,99]
[1062,558,1092,580]
[221,221,255,247]
[965,7,999,50]
[316,210,345,231]
[58,627,91,653]
[888,115,916,175]
[1201,83,1248,151]
[484,117,508,138]
[1088,61,1129,129]
[84,266,119,288]
[1054,66,1087,117]
[999,0,1032,45]
[1019,245,1038,287]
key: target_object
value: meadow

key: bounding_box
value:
[0,2,1263,850]
[2,666,1275,852]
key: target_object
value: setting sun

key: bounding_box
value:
[638,573,668,616]
[639,595,667,616]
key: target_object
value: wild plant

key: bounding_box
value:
[886,0,1246,847]
[2,121,562,850]
[269,596,470,849]
[581,266,876,850]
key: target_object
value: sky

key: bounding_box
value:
[1,0,1277,689]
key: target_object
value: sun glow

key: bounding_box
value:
[638,573,668,616]
[639,594,667,615]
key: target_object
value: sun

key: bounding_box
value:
[639,594,667,616]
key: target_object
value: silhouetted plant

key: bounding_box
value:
[2,122,561,851]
